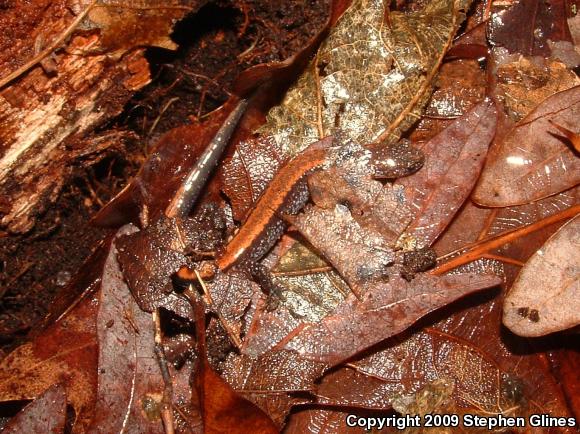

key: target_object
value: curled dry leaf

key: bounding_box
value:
[397,99,497,248]
[283,273,501,366]
[503,214,580,337]
[1,384,66,434]
[473,85,580,207]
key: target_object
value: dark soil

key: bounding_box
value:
[0,0,331,352]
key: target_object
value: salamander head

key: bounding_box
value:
[370,139,425,179]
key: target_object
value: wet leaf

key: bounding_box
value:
[425,59,487,119]
[206,270,260,342]
[115,222,192,318]
[285,408,364,433]
[435,291,575,429]
[293,204,395,291]
[193,295,278,434]
[503,214,580,336]
[316,318,573,430]
[241,271,348,357]
[496,57,579,121]
[474,85,580,207]
[87,226,165,432]
[488,0,572,57]
[195,357,278,434]
[115,204,226,317]
[221,350,327,425]
[0,291,98,432]
[1,384,66,434]
[397,99,497,247]
[283,273,501,366]
[259,0,472,155]
[220,136,286,221]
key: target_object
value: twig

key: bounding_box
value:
[433,204,580,275]
[153,309,175,434]
[0,0,97,90]
[194,270,242,350]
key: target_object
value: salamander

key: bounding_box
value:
[215,137,425,272]
[216,138,333,271]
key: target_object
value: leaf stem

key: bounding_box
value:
[432,204,580,275]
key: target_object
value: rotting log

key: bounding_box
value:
[0,0,199,233]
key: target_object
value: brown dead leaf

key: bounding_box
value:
[435,295,575,432]
[285,408,365,433]
[81,0,195,53]
[195,357,278,434]
[283,273,501,366]
[317,322,570,430]
[0,290,98,432]
[426,59,487,119]
[220,135,286,222]
[87,226,165,432]
[397,99,497,248]
[487,0,572,58]
[206,270,261,342]
[1,384,66,434]
[192,294,278,434]
[115,222,192,318]
[503,214,580,336]
[241,271,349,357]
[497,57,579,121]
[293,204,395,291]
[474,85,580,207]
[221,350,327,426]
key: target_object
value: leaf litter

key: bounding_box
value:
[0,0,579,432]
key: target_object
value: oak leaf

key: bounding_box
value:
[473,85,580,207]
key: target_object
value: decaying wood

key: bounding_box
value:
[0,0,198,233]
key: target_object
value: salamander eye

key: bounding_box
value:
[371,140,425,179]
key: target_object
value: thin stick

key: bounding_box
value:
[153,309,175,434]
[194,270,242,350]
[0,0,97,90]
[432,204,580,275]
